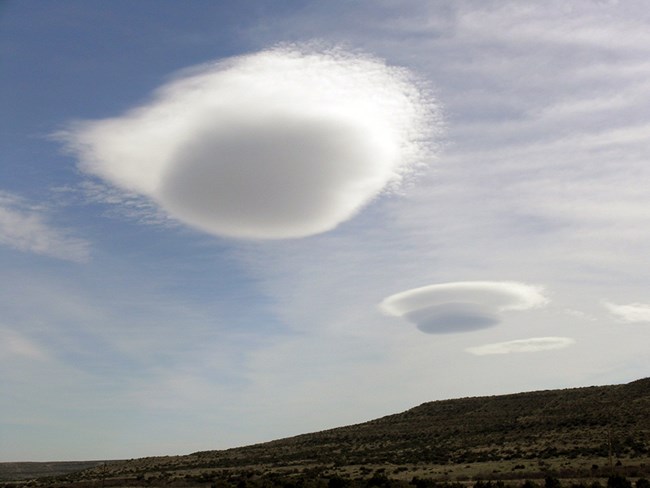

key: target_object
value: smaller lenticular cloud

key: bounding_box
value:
[59,45,438,240]
[379,281,547,334]
[604,302,650,323]
[466,337,575,356]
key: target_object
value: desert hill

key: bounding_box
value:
[6,377,649,487]
[0,461,106,483]
[196,377,649,467]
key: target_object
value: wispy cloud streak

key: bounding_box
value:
[466,337,576,356]
[604,302,650,323]
[0,327,49,361]
[0,192,90,262]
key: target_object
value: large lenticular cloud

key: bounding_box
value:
[60,45,437,239]
[380,281,548,334]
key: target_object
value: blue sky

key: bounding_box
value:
[2,0,650,462]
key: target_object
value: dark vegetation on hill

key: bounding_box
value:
[0,461,106,483]
[4,378,649,488]
[201,377,649,467]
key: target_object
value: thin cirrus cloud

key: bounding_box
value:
[604,302,650,323]
[465,337,576,356]
[379,281,547,334]
[0,327,48,361]
[59,45,438,240]
[0,191,90,262]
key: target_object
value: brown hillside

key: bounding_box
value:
[18,378,650,487]
[192,377,649,467]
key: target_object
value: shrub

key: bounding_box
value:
[329,476,349,488]
[545,476,561,488]
[410,477,436,488]
[607,476,631,488]
[367,474,390,488]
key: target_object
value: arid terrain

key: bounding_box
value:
[3,378,648,488]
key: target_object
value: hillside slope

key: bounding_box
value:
[0,461,106,482]
[192,377,649,467]
[23,378,650,486]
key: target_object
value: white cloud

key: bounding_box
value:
[379,281,547,334]
[604,302,650,323]
[59,45,438,240]
[0,327,48,361]
[77,181,174,227]
[564,309,596,321]
[0,191,90,262]
[466,337,576,356]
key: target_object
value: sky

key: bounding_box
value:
[1,0,649,462]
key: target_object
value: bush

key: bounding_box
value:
[329,476,349,488]
[367,474,390,488]
[474,481,493,488]
[545,476,561,488]
[607,476,632,488]
[411,477,436,488]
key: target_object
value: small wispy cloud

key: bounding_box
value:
[0,191,90,262]
[564,309,596,321]
[604,302,650,323]
[78,181,174,227]
[466,337,576,356]
[0,327,49,361]
[379,281,547,334]
[58,44,439,240]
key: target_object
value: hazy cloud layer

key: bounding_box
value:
[466,337,576,356]
[60,45,437,239]
[380,281,547,334]
[604,302,650,323]
[0,192,90,262]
